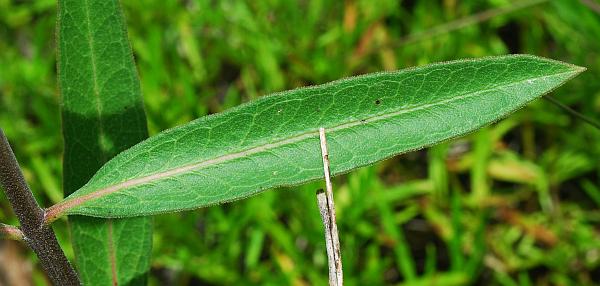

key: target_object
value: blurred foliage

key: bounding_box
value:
[1,0,600,285]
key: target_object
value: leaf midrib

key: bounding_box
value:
[46,69,574,219]
[82,0,117,282]
[82,0,108,163]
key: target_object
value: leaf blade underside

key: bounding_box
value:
[52,55,584,219]
[57,0,152,284]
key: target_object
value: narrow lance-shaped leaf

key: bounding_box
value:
[48,55,584,219]
[57,0,152,284]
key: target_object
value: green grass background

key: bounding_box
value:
[1,0,600,285]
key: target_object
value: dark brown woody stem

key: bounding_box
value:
[0,129,80,285]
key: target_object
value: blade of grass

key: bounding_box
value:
[464,210,490,279]
[449,190,464,271]
[396,0,549,46]
[423,244,437,277]
[581,180,600,206]
[378,201,416,281]
[429,144,449,203]
[470,128,492,203]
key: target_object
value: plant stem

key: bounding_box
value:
[318,128,343,286]
[396,0,548,46]
[544,95,600,130]
[0,129,80,285]
[316,189,338,286]
[580,0,600,15]
[0,223,24,241]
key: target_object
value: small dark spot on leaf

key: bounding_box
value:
[375,99,381,105]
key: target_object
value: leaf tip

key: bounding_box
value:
[572,64,587,74]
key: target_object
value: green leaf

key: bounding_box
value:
[57,0,152,284]
[49,55,583,219]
